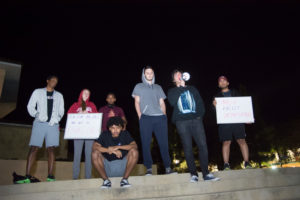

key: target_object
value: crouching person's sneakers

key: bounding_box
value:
[120,178,131,188]
[203,173,221,181]
[101,179,112,189]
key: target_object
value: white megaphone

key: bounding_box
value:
[182,72,190,81]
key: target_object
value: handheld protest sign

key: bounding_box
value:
[215,97,255,124]
[64,113,102,139]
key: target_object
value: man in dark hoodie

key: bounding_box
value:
[132,66,175,175]
[168,69,220,182]
[213,76,252,170]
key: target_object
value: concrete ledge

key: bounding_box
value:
[141,185,300,200]
[0,168,299,200]
[0,160,157,185]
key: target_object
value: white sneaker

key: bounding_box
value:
[120,178,132,188]
[101,179,112,189]
[190,175,199,183]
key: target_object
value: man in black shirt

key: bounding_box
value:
[213,76,252,170]
[168,69,220,182]
[92,116,138,188]
[47,91,54,122]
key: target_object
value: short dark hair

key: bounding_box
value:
[144,65,154,72]
[171,69,183,82]
[107,92,116,98]
[107,116,124,129]
[47,75,58,81]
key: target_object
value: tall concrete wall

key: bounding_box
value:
[0,123,68,160]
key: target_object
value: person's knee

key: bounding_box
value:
[237,139,246,145]
[223,140,231,146]
[30,146,39,153]
[92,150,103,160]
[128,148,139,159]
[197,138,207,148]
[92,150,98,160]
[47,146,55,153]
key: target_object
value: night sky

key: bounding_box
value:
[1,1,300,129]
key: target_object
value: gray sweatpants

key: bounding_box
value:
[73,139,94,179]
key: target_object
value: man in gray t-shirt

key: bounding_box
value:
[132,66,174,175]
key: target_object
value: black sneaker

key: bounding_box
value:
[224,163,231,170]
[120,178,131,188]
[29,175,41,183]
[46,175,56,182]
[203,174,221,181]
[13,173,30,184]
[244,161,252,169]
[165,168,178,175]
[13,173,41,184]
[101,179,112,189]
[145,168,152,176]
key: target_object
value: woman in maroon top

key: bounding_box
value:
[68,89,98,179]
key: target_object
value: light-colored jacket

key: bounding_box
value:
[27,88,65,126]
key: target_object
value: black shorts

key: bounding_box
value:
[218,124,246,142]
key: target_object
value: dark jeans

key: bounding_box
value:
[176,118,209,177]
[139,114,171,169]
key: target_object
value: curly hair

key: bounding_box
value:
[107,116,124,129]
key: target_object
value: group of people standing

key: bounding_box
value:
[18,66,252,188]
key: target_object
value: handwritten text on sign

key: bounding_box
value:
[64,113,102,139]
[215,97,254,124]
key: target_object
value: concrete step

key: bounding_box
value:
[0,168,298,195]
[141,185,300,200]
[0,168,299,200]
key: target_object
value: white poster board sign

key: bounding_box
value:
[64,113,102,139]
[215,97,255,124]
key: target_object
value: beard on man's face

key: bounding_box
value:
[146,77,153,81]
[219,84,229,89]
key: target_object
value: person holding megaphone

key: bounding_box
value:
[168,69,220,183]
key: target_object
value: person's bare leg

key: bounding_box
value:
[123,149,139,179]
[26,146,39,175]
[92,150,108,180]
[236,139,249,162]
[47,147,55,175]
[222,140,231,164]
